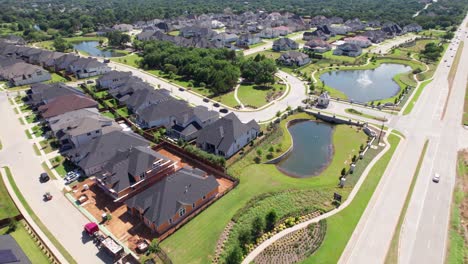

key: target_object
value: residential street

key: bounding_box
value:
[0,94,112,264]
[340,13,468,264]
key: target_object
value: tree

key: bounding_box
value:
[352,155,357,163]
[226,245,243,264]
[265,210,278,231]
[256,149,262,157]
[238,229,252,253]
[106,31,131,48]
[251,216,265,239]
[148,238,161,253]
[53,37,72,52]
[341,168,347,176]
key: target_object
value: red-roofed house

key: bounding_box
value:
[38,94,98,119]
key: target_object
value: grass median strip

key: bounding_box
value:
[463,82,468,126]
[2,167,77,264]
[32,143,41,156]
[41,162,57,181]
[403,79,433,115]
[384,139,429,264]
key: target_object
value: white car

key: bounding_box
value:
[432,173,440,183]
[64,170,82,184]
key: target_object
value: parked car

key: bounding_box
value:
[213,103,220,108]
[86,80,94,84]
[39,172,50,183]
[179,87,185,91]
[203,98,210,103]
[219,108,229,113]
[103,59,110,63]
[64,170,81,185]
[432,173,440,183]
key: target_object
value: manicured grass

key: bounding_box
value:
[464,82,468,126]
[39,139,59,154]
[448,41,464,87]
[18,118,25,125]
[25,114,37,124]
[2,167,77,264]
[31,125,44,138]
[110,53,141,68]
[94,90,109,99]
[104,99,118,108]
[36,36,107,50]
[101,111,116,119]
[161,113,368,263]
[19,104,32,113]
[245,50,281,60]
[44,73,67,84]
[0,170,20,219]
[116,107,130,117]
[321,50,364,63]
[32,144,41,156]
[446,153,468,264]
[237,83,285,108]
[211,92,239,108]
[248,40,267,49]
[41,162,57,181]
[0,221,51,264]
[168,30,180,36]
[403,79,433,115]
[385,140,428,264]
[24,130,32,139]
[303,134,400,264]
[345,108,387,122]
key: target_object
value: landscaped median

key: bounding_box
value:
[345,108,388,122]
[403,79,433,115]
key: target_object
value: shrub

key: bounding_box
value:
[265,210,278,231]
[183,145,226,167]
[226,245,243,264]
[251,216,265,240]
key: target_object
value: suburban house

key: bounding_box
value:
[403,23,423,33]
[344,36,372,48]
[108,77,155,100]
[96,71,133,90]
[259,28,281,39]
[362,30,387,43]
[52,114,121,150]
[124,88,171,113]
[333,43,363,57]
[135,98,192,129]
[212,33,239,46]
[0,34,26,45]
[96,146,177,200]
[27,82,84,107]
[196,113,260,158]
[112,24,134,32]
[64,130,149,176]
[330,25,351,35]
[236,33,261,48]
[169,105,220,141]
[307,29,329,41]
[272,26,291,36]
[277,51,311,66]
[272,38,299,51]
[304,38,332,53]
[53,54,80,72]
[0,61,51,86]
[48,108,100,134]
[344,18,366,31]
[125,167,219,234]
[28,50,65,67]
[382,22,403,37]
[0,235,32,264]
[38,94,98,119]
[179,26,215,38]
[317,91,331,108]
[67,57,111,79]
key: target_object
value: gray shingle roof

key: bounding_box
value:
[196,112,259,154]
[29,83,83,106]
[97,146,171,193]
[137,98,190,122]
[0,235,32,264]
[125,167,219,227]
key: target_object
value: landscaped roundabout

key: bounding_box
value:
[159,111,400,264]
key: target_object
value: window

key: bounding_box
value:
[95,130,99,134]
[179,208,186,217]
[202,195,206,200]
[192,203,196,208]
[169,218,173,224]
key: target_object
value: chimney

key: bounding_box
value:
[219,126,224,138]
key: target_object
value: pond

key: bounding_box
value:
[320,63,411,103]
[276,120,334,178]
[72,41,125,57]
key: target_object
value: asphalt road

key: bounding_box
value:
[0,96,113,263]
[340,13,468,264]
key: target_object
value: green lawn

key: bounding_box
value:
[0,171,19,219]
[161,113,369,263]
[110,53,141,68]
[31,125,44,138]
[211,92,239,108]
[303,134,400,264]
[345,108,387,122]
[50,156,75,178]
[1,167,77,264]
[464,82,468,126]
[0,221,51,264]
[25,114,37,124]
[116,107,130,117]
[403,79,433,115]
[44,73,67,84]
[38,139,59,154]
[101,111,117,119]
[236,82,286,108]
[245,50,281,60]
[32,144,41,156]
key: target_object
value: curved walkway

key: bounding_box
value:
[242,130,395,263]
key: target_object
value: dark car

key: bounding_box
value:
[219,108,229,113]
[86,80,94,84]
[103,59,110,63]
[179,87,185,91]
[213,103,220,108]
[203,98,210,103]
[40,173,50,183]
